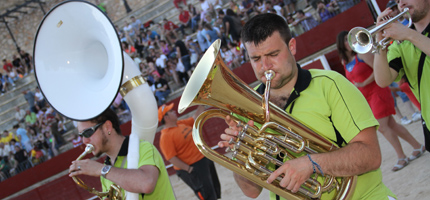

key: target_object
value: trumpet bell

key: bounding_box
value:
[347,27,374,54]
[33,1,123,121]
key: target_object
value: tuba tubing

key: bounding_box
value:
[179,39,357,199]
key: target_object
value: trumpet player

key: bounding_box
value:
[68,109,175,199]
[219,13,396,199]
[373,0,430,152]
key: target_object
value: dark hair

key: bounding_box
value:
[241,13,292,46]
[226,9,237,17]
[89,108,122,135]
[336,31,355,63]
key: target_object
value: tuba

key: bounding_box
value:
[33,1,158,199]
[178,40,356,199]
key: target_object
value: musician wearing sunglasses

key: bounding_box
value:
[373,0,430,153]
[218,13,396,199]
[68,108,175,200]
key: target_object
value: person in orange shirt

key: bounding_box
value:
[159,103,221,200]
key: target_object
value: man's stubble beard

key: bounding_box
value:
[411,1,430,22]
[94,130,109,157]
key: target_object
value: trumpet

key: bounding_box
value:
[348,8,411,54]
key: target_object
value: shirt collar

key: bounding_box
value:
[104,136,129,165]
[256,64,312,95]
[256,64,312,110]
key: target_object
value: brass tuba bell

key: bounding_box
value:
[178,39,357,199]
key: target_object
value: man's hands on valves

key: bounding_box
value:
[218,115,315,193]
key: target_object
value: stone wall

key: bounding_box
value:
[0,0,154,73]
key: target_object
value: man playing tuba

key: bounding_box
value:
[219,13,396,199]
[68,108,175,199]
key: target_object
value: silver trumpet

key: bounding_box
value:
[348,8,411,54]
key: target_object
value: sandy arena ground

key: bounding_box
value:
[170,100,429,200]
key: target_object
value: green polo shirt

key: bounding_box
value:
[248,66,394,199]
[387,23,430,125]
[101,137,175,200]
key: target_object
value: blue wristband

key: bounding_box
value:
[307,154,324,176]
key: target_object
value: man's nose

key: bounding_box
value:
[262,57,272,71]
[82,137,90,144]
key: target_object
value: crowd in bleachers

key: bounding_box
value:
[0,0,360,182]
[1,84,71,181]
[109,0,359,116]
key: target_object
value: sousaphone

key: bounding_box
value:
[33,1,158,199]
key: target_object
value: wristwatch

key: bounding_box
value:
[101,165,112,179]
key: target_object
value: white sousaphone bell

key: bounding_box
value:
[33,1,158,199]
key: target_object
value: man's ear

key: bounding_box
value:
[104,120,113,132]
[288,38,297,56]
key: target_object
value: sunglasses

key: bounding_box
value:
[79,122,104,138]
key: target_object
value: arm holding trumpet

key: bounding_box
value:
[373,2,430,88]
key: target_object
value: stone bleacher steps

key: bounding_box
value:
[0,74,38,131]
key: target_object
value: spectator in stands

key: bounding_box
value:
[50,119,66,148]
[34,87,46,111]
[202,22,221,47]
[122,21,134,40]
[239,0,255,19]
[13,124,32,153]
[159,103,221,199]
[167,58,184,85]
[122,41,137,58]
[163,18,180,44]
[135,31,148,58]
[219,9,243,43]
[0,156,10,180]
[0,73,10,94]
[196,24,209,53]
[15,106,26,123]
[188,3,201,25]
[292,10,319,32]
[12,55,27,76]
[25,110,38,128]
[22,90,37,113]
[14,144,31,172]
[178,6,197,34]
[7,151,18,176]
[153,75,171,105]
[1,130,18,145]
[130,16,142,34]
[30,144,45,165]
[43,131,58,159]
[19,50,33,74]
[2,59,18,87]
[159,40,171,56]
[0,142,11,159]
[265,1,285,18]
[284,0,296,14]
[186,37,201,68]
[317,1,336,23]
[172,35,193,77]
[199,0,216,22]
[155,51,169,77]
